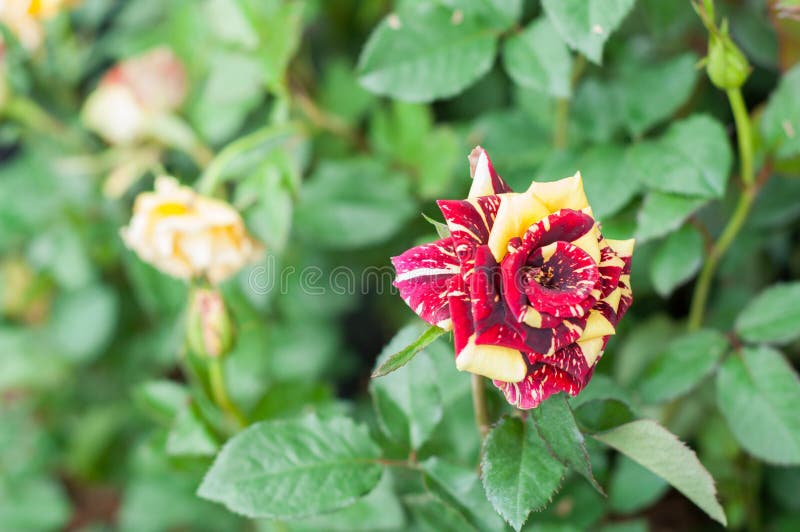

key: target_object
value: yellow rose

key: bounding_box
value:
[121,176,264,284]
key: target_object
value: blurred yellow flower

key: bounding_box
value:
[82,47,187,145]
[0,0,75,51]
[121,176,264,285]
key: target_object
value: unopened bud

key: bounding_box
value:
[186,288,234,359]
[706,24,751,90]
[694,1,751,90]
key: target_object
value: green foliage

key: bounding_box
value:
[650,225,704,297]
[541,0,636,64]
[593,420,727,525]
[735,282,800,344]
[358,4,499,102]
[716,346,800,465]
[481,416,566,530]
[637,329,729,404]
[371,323,447,378]
[371,325,444,450]
[502,17,573,98]
[198,416,383,518]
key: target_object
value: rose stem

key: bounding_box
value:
[195,122,298,195]
[471,374,490,440]
[553,54,587,149]
[687,87,757,331]
[208,357,247,429]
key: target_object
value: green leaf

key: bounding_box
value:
[532,394,603,494]
[357,5,498,102]
[294,158,416,249]
[578,144,640,220]
[166,403,219,457]
[0,476,70,531]
[571,78,624,143]
[288,473,406,531]
[404,493,477,531]
[372,324,447,378]
[760,63,800,160]
[502,17,573,98]
[481,416,566,531]
[49,284,118,363]
[735,282,800,344]
[636,192,707,243]
[542,0,636,64]
[649,225,704,297]
[134,380,190,425]
[422,458,505,531]
[371,325,444,450]
[191,50,264,143]
[716,346,800,465]
[609,456,669,514]
[422,213,452,239]
[438,0,523,31]
[631,115,733,198]
[592,420,726,526]
[198,415,383,518]
[637,329,729,404]
[616,53,699,137]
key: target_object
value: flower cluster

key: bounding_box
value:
[392,147,634,409]
[82,47,187,146]
[121,176,263,285]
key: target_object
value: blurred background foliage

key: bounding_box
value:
[1,0,799,530]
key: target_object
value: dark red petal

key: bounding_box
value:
[527,343,592,386]
[392,237,459,327]
[493,364,582,410]
[447,274,473,357]
[522,209,595,251]
[470,245,530,352]
[522,241,599,318]
[597,243,624,299]
[437,195,502,283]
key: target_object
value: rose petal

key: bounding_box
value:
[494,364,582,410]
[391,237,459,329]
[468,147,512,197]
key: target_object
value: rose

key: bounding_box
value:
[0,0,75,52]
[82,47,187,145]
[121,176,264,285]
[392,147,634,409]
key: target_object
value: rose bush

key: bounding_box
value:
[393,147,633,408]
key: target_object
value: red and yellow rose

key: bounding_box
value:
[392,147,634,409]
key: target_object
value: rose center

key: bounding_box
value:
[521,241,599,316]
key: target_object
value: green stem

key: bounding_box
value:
[196,123,298,195]
[472,374,490,440]
[727,89,754,186]
[4,96,85,148]
[552,55,587,149]
[687,88,756,330]
[208,358,247,429]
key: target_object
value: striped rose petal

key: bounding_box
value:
[391,237,459,329]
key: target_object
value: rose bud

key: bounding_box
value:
[694,0,751,90]
[392,147,634,409]
[82,47,187,145]
[186,287,234,359]
[121,176,264,285]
